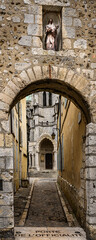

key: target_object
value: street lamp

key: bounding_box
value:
[51,130,56,140]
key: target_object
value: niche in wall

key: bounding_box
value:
[43,6,62,51]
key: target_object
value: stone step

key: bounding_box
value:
[28,170,58,178]
[14,227,87,240]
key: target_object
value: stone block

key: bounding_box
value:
[0,134,4,147]
[5,157,13,170]
[0,193,13,206]
[0,5,6,10]
[3,86,15,99]
[24,0,31,4]
[62,7,77,17]
[86,168,96,180]
[18,36,32,47]
[7,80,20,95]
[86,215,96,224]
[86,156,96,167]
[86,123,96,136]
[24,14,34,23]
[0,217,4,228]
[0,110,8,120]
[12,77,25,89]
[0,148,13,157]
[3,181,13,193]
[51,66,58,79]
[91,63,96,69]
[27,68,36,82]
[0,206,13,217]
[15,62,31,71]
[85,146,96,155]
[62,27,75,39]
[0,158,5,169]
[28,5,42,15]
[82,69,94,79]
[0,93,12,105]
[32,48,43,55]
[35,0,70,6]
[73,18,82,27]
[3,217,14,228]
[63,50,76,57]
[62,39,72,49]
[0,16,2,21]
[19,70,31,85]
[33,66,42,80]
[35,15,42,24]
[87,202,96,215]
[12,16,20,23]
[62,17,72,26]
[32,36,42,48]
[74,39,87,49]
[27,24,42,36]
[65,69,74,83]
[1,119,10,133]
[5,134,13,147]
[58,68,67,81]
[1,172,13,182]
[86,135,96,146]
[42,66,49,79]
[86,180,96,198]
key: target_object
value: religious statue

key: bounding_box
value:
[45,18,59,51]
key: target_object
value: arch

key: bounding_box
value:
[36,133,57,152]
[0,65,95,239]
[0,65,91,123]
[38,135,57,171]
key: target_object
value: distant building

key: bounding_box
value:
[11,98,27,192]
[26,92,59,175]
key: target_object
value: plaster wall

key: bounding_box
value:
[58,98,87,228]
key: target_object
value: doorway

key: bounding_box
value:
[46,153,53,169]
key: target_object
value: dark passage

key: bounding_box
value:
[25,179,68,227]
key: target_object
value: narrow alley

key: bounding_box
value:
[25,179,68,227]
[14,179,86,240]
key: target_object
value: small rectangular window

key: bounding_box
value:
[0,179,3,191]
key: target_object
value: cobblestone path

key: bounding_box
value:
[25,179,68,227]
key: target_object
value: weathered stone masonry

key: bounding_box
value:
[0,0,96,239]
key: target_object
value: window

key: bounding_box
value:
[43,91,46,106]
[49,92,52,106]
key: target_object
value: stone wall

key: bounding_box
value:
[0,0,96,239]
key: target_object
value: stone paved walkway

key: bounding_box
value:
[14,186,31,226]
[14,179,87,240]
[25,179,68,227]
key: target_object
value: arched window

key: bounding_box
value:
[49,92,52,106]
[43,91,46,106]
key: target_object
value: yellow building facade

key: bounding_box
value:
[57,97,87,227]
[11,98,27,192]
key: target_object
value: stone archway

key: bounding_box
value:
[0,66,96,239]
[36,134,57,171]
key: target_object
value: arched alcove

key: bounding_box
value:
[39,138,54,170]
